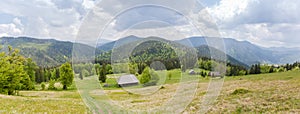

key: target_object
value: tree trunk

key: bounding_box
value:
[63,85,67,90]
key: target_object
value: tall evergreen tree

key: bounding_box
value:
[99,64,107,83]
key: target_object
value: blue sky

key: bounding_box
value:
[0,0,299,48]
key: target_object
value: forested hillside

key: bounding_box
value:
[96,37,248,68]
[0,37,97,67]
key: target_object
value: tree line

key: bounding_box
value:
[249,62,300,75]
[0,46,74,95]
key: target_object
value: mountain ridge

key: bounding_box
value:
[0,36,97,67]
[98,35,300,65]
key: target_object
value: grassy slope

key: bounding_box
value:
[0,91,88,113]
[187,70,300,113]
[0,70,299,113]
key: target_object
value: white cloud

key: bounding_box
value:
[0,23,23,37]
[12,18,22,26]
[0,0,96,41]
[206,0,300,47]
[82,0,96,9]
[76,0,218,45]
[206,0,254,23]
[0,0,299,48]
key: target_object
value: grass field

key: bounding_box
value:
[0,70,300,113]
[187,70,300,113]
[0,91,88,113]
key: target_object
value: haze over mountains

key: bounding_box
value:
[176,37,300,65]
[1,36,300,67]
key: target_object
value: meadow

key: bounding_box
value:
[0,70,299,113]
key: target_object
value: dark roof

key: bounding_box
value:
[117,74,139,85]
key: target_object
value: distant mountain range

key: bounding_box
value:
[97,36,300,65]
[96,36,248,67]
[96,35,141,51]
[1,36,299,67]
[176,37,300,65]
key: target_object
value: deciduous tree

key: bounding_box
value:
[59,62,74,90]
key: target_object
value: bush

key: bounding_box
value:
[149,69,159,83]
[48,80,56,90]
[167,72,172,80]
[140,67,160,87]
[231,88,250,95]
[82,69,89,77]
[135,72,139,76]
[139,67,151,84]
[41,82,46,90]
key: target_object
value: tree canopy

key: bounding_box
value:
[59,62,74,90]
[0,46,35,95]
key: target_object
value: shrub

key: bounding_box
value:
[139,67,160,86]
[135,72,139,76]
[82,69,89,77]
[48,80,56,90]
[231,88,250,95]
[41,82,46,90]
[167,72,172,80]
[139,67,151,84]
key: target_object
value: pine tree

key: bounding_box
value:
[139,67,151,84]
[98,64,107,83]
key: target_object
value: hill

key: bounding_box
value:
[97,36,248,68]
[176,37,300,65]
[0,37,97,67]
[97,35,141,51]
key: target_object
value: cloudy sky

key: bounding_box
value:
[0,0,299,48]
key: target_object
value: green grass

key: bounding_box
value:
[17,42,51,51]
[101,69,208,90]
[0,91,88,113]
[187,70,300,113]
[1,70,300,113]
[231,88,251,95]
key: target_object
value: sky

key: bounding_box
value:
[0,0,299,48]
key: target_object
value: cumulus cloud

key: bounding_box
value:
[0,17,24,37]
[207,0,300,47]
[0,23,23,37]
[0,0,99,41]
[76,0,221,46]
[0,0,299,48]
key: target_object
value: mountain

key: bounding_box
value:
[97,36,249,68]
[264,47,300,64]
[96,35,142,51]
[96,39,112,46]
[176,37,300,65]
[0,37,97,67]
[195,45,249,67]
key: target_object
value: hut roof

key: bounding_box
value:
[117,74,139,85]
